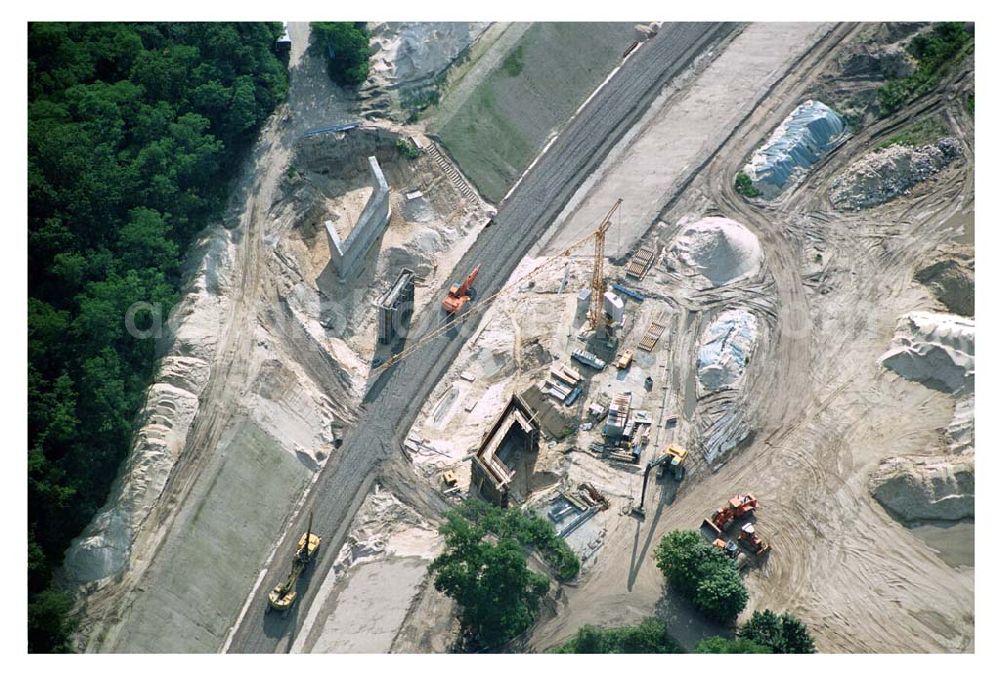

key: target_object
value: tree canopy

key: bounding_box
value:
[28,21,288,652]
[738,609,817,654]
[653,530,748,624]
[309,22,371,87]
[429,507,551,649]
[554,618,684,654]
[695,636,772,654]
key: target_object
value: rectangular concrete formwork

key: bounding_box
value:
[325,155,391,280]
[470,394,541,506]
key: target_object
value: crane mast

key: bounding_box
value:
[588,199,623,333]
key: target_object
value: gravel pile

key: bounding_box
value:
[831,137,962,210]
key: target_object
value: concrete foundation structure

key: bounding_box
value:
[470,395,541,506]
[325,155,391,280]
[376,268,416,344]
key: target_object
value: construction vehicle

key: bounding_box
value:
[615,349,634,370]
[663,444,688,481]
[631,453,672,517]
[712,537,750,570]
[701,494,758,536]
[267,513,321,613]
[442,265,480,314]
[738,522,771,556]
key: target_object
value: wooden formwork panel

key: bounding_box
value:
[625,246,656,279]
[638,313,668,352]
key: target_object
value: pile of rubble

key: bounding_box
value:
[831,137,962,210]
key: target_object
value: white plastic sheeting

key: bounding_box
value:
[744,99,845,198]
[697,309,759,391]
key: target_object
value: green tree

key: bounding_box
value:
[429,509,550,648]
[654,530,748,623]
[554,618,683,654]
[738,609,817,654]
[309,22,371,87]
[27,590,77,653]
[695,636,772,653]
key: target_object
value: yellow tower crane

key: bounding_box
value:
[372,199,624,377]
[588,198,623,333]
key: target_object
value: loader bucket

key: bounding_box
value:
[700,518,723,541]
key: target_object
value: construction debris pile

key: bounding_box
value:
[830,137,962,210]
[665,216,763,287]
[697,309,759,392]
[742,99,846,198]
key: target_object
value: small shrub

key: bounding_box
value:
[502,46,525,77]
[734,171,761,198]
[395,138,421,160]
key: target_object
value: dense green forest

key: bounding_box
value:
[28,22,289,652]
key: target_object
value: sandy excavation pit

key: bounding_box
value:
[274,126,493,368]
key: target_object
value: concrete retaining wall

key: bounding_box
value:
[325,155,391,279]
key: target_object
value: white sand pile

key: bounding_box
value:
[831,137,961,210]
[880,311,974,395]
[368,22,490,87]
[870,455,974,522]
[666,216,762,287]
[697,309,759,391]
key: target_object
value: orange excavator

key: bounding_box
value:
[701,494,758,535]
[442,264,480,314]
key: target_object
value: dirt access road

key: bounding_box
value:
[530,25,973,653]
[227,22,739,653]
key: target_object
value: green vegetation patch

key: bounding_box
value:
[458,499,580,580]
[654,530,748,624]
[877,117,949,149]
[433,22,638,202]
[309,22,371,87]
[738,609,817,654]
[695,636,772,653]
[554,618,684,653]
[429,504,551,649]
[878,23,973,117]
[28,21,288,652]
[734,171,761,198]
[395,137,422,160]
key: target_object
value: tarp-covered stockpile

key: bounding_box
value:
[743,99,846,198]
[697,309,759,392]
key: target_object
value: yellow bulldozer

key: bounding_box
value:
[267,513,321,613]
